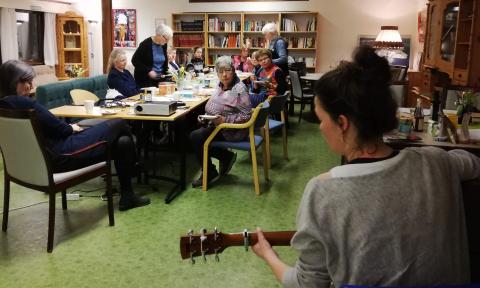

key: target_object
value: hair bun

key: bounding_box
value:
[353,45,392,84]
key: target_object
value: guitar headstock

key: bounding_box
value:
[180,228,229,263]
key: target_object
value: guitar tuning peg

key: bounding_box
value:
[214,227,219,241]
[243,229,249,252]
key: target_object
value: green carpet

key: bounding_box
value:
[0,114,339,288]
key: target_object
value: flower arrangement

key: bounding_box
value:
[169,66,186,83]
[67,64,86,78]
[455,90,477,116]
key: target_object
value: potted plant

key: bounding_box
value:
[455,90,478,124]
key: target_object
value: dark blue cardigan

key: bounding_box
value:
[0,95,111,154]
[107,68,141,97]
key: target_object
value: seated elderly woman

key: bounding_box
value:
[0,60,150,211]
[249,48,287,107]
[189,56,252,188]
[107,49,141,98]
[252,46,480,286]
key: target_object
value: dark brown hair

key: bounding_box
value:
[314,45,398,143]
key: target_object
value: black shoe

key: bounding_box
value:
[219,152,237,176]
[119,194,151,211]
[192,168,219,188]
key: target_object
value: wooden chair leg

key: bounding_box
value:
[61,190,67,210]
[106,171,114,226]
[47,192,56,253]
[202,144,210,192]
[264,127,271,169]
[250,136,260,196]
[262,141,269,181]
[2,177,10,232]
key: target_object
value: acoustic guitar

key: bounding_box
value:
[180,228,295,263]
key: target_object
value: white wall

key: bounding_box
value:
[0,0,70,13]
[111,0,428,72]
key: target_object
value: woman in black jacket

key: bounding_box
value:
[0,60,150,211]
[132,23,173,88]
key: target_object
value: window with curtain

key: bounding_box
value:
[16,10,45,65]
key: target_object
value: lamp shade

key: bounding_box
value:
[373,26,404,49]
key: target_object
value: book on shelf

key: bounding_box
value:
[285,37,315,48]
[208,18,241,32]
[173,34,204,47]
[208,33,239,48]
[244,20,275,32]
[176,50,190,67]
[282,18,297,32]
[244,37,265,48]
[295,57,316,67]
[306,17,316,31]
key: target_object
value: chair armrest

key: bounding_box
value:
[61,141,108,156]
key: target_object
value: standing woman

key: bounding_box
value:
[252,46,480,286]
[107,49,141,98]
[132,23,173,88]
[0,60,150,211]
[262,22,288,73]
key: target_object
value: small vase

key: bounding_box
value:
[176,78,185,91]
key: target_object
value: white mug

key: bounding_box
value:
[84,100,95,114]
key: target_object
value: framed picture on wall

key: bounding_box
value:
[112,9,137,48]
[358,35,411,67]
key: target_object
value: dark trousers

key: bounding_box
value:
[51,119,137,197]
[189,126,231,172]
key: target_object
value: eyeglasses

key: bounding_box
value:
[217,68,233,74]
[257,56,270,62]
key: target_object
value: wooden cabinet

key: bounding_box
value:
[172,11,319,71]
[422,0,480,87]
[56,11,89,80]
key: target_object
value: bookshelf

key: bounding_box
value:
[55,11,89,80]
[172,13,206,66]
[172,11,319,70]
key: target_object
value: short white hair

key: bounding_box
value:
[155,23,173,39]
[215,56,234,71]
[262,23,278,34]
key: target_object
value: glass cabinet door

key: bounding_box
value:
[440,2,459,62]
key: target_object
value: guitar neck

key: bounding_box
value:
[224,231,295,247]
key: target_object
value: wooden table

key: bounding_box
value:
[385,131,480,157]
[50,96,210,203]
[49,96,209,122]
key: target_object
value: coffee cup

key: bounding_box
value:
[84,100,95,114]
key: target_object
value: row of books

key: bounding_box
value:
[284,37,315,49]
[281,17,317,32]
[244,20,274,32]
[173,34,204,47]
[208,18,241,32]
[244,37,266,48]
[173,20,204,32]
[295,57,316,67]
[208,34,240,48]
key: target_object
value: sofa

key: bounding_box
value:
[36,75,108,109]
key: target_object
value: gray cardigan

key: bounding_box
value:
[283,147,480,287]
